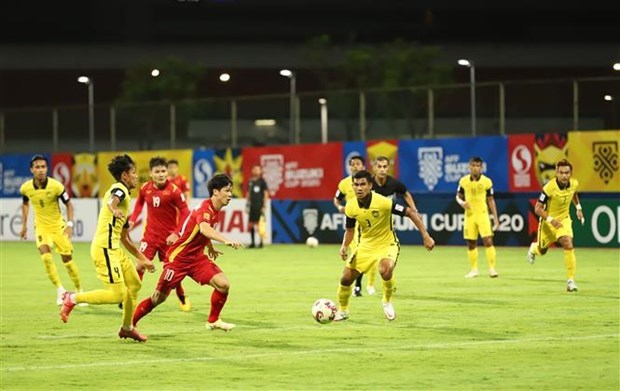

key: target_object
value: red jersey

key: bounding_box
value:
[169,175,190,195]
[167,198,219,263]
[129,180,190,243]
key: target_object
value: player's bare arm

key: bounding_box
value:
[65,200,75,237]
[405,207,435,251]
[340,227,354,260]
[199,221,244,249]
[20,200,29,240]
[573,193,585,225]
[107,195,125,219]
[487,196,500,231]
[333,196,345,213]
[534,200,563,229]
[403,191,419,214]
[456,191,470,209]
[120,227,155,273]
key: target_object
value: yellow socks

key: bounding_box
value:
[467,248,479,270]
[564,249,576,280]
[63,260,82,291]
[41,253,62,287]
[367,264,377,286]
[531,243,542,256]
[382,278,395,303]
[337,284,352,312]
[485,246,497,269]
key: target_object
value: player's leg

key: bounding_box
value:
[336,251,363,320]
[133,264,182,327]
[257,214,266,248]
[464,217,480,278]
[528,220,552,263]
[190,257,234,330]
[366,263,377,295]
[248,207,260,248]
[378,257,397,320]
[54,231,84,293]
[478,215,497,277]
[354,274,363,297]
[36,230,65,303]
[137,240,158,281]
[158,246,190,311]
[557,220,577,292]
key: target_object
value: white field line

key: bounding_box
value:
[2,333,617,372]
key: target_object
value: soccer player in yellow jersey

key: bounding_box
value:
[335,170,435,321]
[20,154,84,305]
[60,154,155,342]
[456,157,500,278]
[333,155,366,296]
[527,159,584,292]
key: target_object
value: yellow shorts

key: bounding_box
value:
[463,213,493,240]
[346,243,400,274]
[35,227,73,255]
[90,245,138,285]
[537,217,573,249]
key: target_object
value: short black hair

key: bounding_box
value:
[350,155,365,165]
[168,159,179,165]
[30,154,48,167]
[149,156,168,170]
[108,154,135,182]
[470,156,483,164]
[352,169,372,183]
[208,174,233,196]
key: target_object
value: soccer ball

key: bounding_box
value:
[306,236,319,248]
[311,298,337,324]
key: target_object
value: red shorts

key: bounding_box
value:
[155,255,223,295]
[139,239,169,263]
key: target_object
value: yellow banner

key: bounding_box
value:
[97,150,193,197]
[568,130,620,192]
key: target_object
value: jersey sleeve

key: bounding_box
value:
[345,216,356,229]
[391,201,407,217]
[457,179,465,196]
[538,182,551,205]
[181,176,190,193]
[174,188,190,224]
[129,186,146,224]
[394,179,408,195]
[20,183,29,203]
[485,177,494,197]
[109,187,127,203]
[195,205,213,226]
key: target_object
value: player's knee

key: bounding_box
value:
[109,284,126,303]
[151,291,168,306]
[126,278,142,294]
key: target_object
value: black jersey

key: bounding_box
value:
[371,175,408,199]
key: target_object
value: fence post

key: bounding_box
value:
[231,99,238,148]
[295,96,301,144]
[427,87,434,138]
[573,80,579,130]
[359,90,366,141]
[499,83,506,135]
[110,106,116,151]
[170,104,176,149]
[52,109,59,152]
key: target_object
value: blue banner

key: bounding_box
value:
[399,136,509,193]
[192,149,215,198]
[0,153,51,197]
[342,141,367,175]
[271,195,530,246]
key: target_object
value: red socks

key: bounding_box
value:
[132,298,155,326]
[208,289,228,323]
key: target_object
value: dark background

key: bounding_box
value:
[1,0,619,108]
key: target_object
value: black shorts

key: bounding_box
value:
[248,205,262,223]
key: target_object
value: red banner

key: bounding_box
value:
[242,143,344,200]
[51,153,74,197]
[508,134,538,192]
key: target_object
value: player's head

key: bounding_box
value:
[149,156,168,185]
[555,158,573,185]
[469,156,483,177]
[349,155,365,175]
[168,159,179,176]
[208,174,233,207]
[29,154,48,180]
[251,164,262,177]
[352,170,373,199]
[373,156,390,178]
[108,154,138,189]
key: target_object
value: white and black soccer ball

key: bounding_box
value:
[311,298,337,324]
[306,236,319,248]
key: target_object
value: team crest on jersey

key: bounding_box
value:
[372,210,379,218]
[302,209,319,235]
[418,147,443,191]
[593,141,618,184]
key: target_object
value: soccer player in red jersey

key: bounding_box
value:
[129,157,191,310]
[167,159,190,203]
[132,174,244,334]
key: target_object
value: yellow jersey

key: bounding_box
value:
[20,177,69,231]
[539,178,579,221]
[344,192,403,249]
[92,182,131,249]
[335,176,355,202]
[457,174,494,216]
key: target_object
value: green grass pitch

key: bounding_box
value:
[1,241,618,390]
